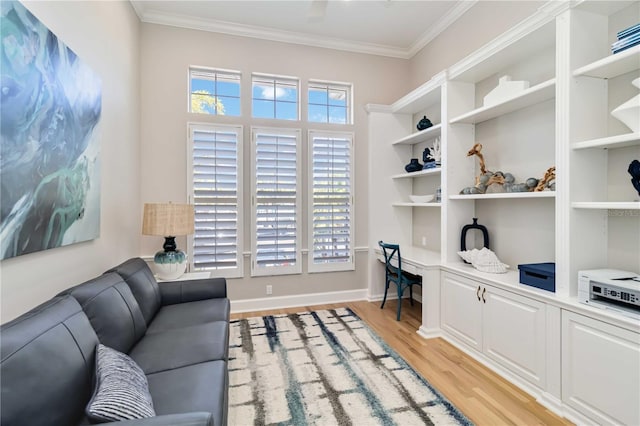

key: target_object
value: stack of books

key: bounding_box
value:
[612,23,640,54]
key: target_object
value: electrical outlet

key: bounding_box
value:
[266,285,273,295]
[421,236,427,246]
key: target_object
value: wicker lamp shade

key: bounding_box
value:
[142,203,194,236]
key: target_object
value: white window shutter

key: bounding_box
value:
[189,124,243,277]
[309,131,354,272]
[252,128,302,276]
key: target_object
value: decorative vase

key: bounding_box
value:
[460,218,489,263]
[611,77,640,133]
[629,159,640,196]
[416,116,433,131]
[404,158,422,173]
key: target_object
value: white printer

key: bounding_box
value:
[578,269,640,319]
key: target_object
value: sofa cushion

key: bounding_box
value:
[129,322,229,374]
[108,258,161,325]
[146,361,227,426]
[146,298,230,334]
[1,296,99,426]
[60,273,147,354]
[86,344,155,423]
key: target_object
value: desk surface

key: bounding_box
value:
[375,245,441,269]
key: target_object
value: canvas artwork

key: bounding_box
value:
[1,1,102,260]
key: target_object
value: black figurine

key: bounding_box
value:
[629,159,640,196]
[422,147,436,169]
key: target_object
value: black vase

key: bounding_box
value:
[416,116,433,131]
[460,218,490,263]
[405,158,422,173]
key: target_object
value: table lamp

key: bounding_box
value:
[142,203,194,280]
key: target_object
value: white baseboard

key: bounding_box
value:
[230,289,368,314]
[417,325,442,339]
[368,292,422,303]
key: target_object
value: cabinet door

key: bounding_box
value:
[441,273,482,351]
[482,286,546,389]
[562,311,640,425]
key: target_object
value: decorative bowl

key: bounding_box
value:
[409,194,434,203]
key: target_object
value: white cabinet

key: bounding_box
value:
[562,311,640,425]
[441,272,547,389]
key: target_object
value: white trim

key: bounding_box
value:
[230,289,367,314]
[364,104,393,114]
[417,325,443,339]
[407,1,478,58]
[133,3,475,60]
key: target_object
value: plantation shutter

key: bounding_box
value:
[252,128,301,276]
[309,132,354,272]
[189,124,243,277]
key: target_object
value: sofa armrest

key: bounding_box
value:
[108,413,214,426]
[158,277,227,305]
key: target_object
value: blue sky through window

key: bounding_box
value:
[252,78,299,120]
[191,72,241,116]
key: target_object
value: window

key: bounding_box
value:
[252,74,299,120]
[188,123,243,278]
[308,81,352,124]
[251,128,302,276]
[308,131,354,272]
[190,68,241,116]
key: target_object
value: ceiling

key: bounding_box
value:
[130,0,477,59]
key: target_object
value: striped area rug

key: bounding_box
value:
[228,308,472,425]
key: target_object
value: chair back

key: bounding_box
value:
[378,241,403,276]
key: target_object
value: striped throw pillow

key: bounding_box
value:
[86,344,155,422]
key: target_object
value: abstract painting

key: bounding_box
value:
[1,1,102,259]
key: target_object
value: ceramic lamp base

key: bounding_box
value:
[153,248,187,281]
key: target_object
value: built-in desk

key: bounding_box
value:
[374,246,440,275]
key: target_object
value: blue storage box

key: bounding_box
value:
[518,262,555,292]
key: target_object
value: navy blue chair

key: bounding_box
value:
[378,241,422,321]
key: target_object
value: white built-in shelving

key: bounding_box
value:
[449,79,556,124]
[572,201,640,210]
[573,44,640,79]
[392,202,442,207]
[391,124,442,145]
[572,132,640,150]
[368,3,640,425]
[391,168,441,179]
[449,191,556,200]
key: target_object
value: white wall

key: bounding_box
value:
[0,1,141,322]
[408,1,544,89]
[139,24,410,301]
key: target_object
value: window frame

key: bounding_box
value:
[187,122,244,278]
[251,126,303,276]
[189,67,242,116]
[307,79,353,125]
[251,73,300,121]
[307,130,355,273]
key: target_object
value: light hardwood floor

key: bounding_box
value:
[231,299,573,426]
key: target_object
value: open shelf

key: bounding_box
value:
[391,168,442,179]
[450,191,556,200]
[392,124,442,146]
[572,132,640,150]
[572,201,640,210]
[392,202,442,207]
[573,45,640,79]
[390,71,444,114]
[449,79,556,125]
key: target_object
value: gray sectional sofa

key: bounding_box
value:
[0,258,230,426]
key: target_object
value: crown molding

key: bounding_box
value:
[132,1,476,60]
[407,0,478,58]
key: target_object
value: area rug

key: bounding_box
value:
[228,308,473,425]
